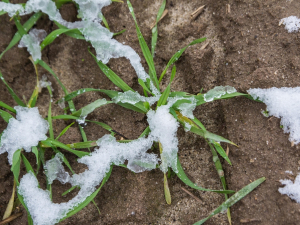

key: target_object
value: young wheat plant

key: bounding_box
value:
[0,0,265,224]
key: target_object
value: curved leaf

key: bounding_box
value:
[72,99,112,117]
[0,109,13,123]
[41,139,89,157]
[89,50,134,92]
[0,71,25,107]
[159,37,206,83]
[176,156,234,194]
[193,177,266,225]
[195,92,249,106]
[41,28,82,50]
[56,122,75,140]
[0,12,42,61]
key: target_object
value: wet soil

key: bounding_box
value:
[1,0,300,224]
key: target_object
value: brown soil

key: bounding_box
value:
[1,0,300,224]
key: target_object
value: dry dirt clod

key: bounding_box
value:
[191,5,205,21]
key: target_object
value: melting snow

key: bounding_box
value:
[204,86,236,102]
[0,0,213,223]
[113,90,160,106]
[45,153,70,185]
[0,106,49,164]
[18,28,47,61]
[0,0,159,94]
[18,134,159,225]
[177,97,196,119]
[279,174,300,204]
[39,75,53,92]
[57,98,66,110]
[248,87,300,144]
[0,2,23,17]
[147,105,179,172]
[280,16,300,33]
[17,98,183,225]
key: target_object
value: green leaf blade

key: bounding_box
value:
[176,156,234,194]
[159,38,206,83]
[127,0,160,91]
[0,71,25,107]
[89,50,134,92]
[151,0,166,57]
[41,28,82,50]
[72,99,112,117]
[0,109,13,123]
[157,84,170,107]
[193,177,266,225]
[0,12,42,61]
[212,141,232,165]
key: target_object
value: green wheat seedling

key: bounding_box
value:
[0,0,265,224]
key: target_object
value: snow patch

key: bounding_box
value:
[18,28,47,61]
[279,174,300,204]
[248,87,300,144]
[17,99,183,224]
[0,2,24,17]
[280,16,300,33]
[0,106,49,165]
[18,134,159,225]
[147,105,179,172]
[45,153,70,185]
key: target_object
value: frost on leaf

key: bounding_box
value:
[0,106,49,165]
[76,98,107,125]
[177,97,196,119]
[0,2,24,17]
[45,153,70,185]
[18,28,47,61]
[248,87,300,144]
[39,74,53,92]
[204,85,236,102]
[113,90,160,106]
